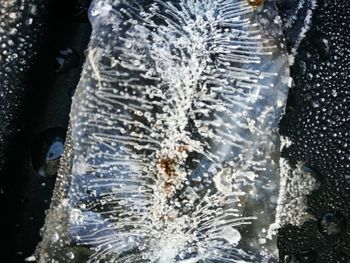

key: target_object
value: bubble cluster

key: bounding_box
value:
[0,0,45,173]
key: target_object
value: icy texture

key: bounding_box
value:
[37,0,290,262]
[276,0,317,59]
[272,158,318,229]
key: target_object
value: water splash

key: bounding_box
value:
[36,0,290,262]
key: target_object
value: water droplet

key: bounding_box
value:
[31,127,66,177]
[311,100,320,108]
[9,12,18,19]
[55,48,80,74]
[29,5,38,16]
[318,211,347,236]
[51,232,59,243]
[26,17,34,25]
[67,251,75,260]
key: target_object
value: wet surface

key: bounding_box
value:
[0,0,91,262]
[0,0,47,177]
[278,0,350,262]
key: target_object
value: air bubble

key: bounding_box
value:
[66,252,75,260]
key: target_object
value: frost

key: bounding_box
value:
[277,0,317,64]
[37,0,290,262]
[271,159,318,231]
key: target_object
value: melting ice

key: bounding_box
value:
[36,0,291,262]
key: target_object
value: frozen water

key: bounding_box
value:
[36,0,290,262]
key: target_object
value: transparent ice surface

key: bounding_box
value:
[36,0,290,262]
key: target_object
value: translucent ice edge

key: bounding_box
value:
[37,0,291,262]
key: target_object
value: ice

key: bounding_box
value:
[36,0,290,262]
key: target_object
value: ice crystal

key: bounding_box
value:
[272,159,318,230]
[37,0,290,262]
